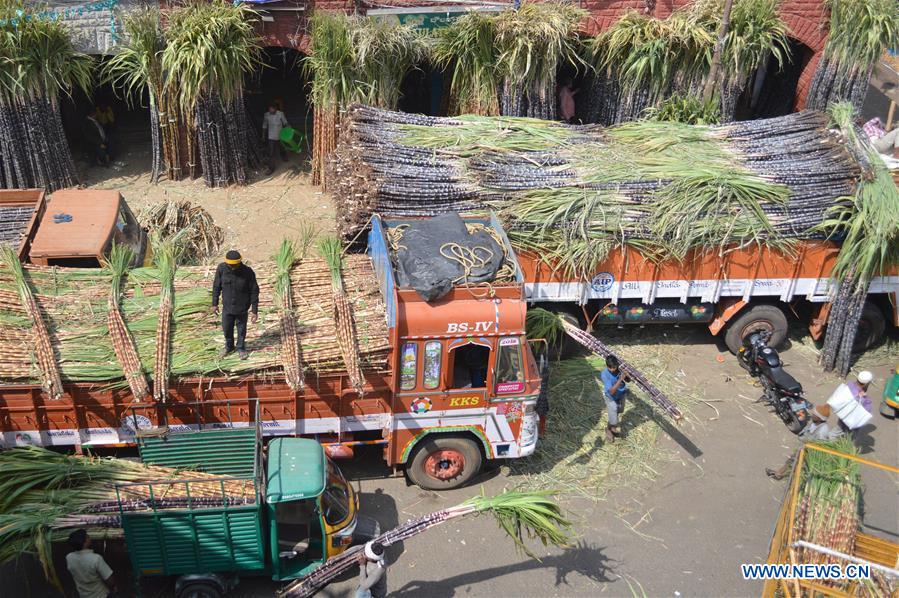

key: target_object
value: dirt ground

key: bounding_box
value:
[79,128,334,263]
[5,141,898,598]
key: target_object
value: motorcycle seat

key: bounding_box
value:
[770,367,802,394]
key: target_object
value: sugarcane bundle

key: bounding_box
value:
[817,103,899,375]
[152,240,179,401]
[279,490,571,597]
[806,0,899,111]
[0,252,390,385]
[0,2,92,191]
[274,239,306,391]
[587,0,788,124]
[0,446,257,589]
[305,12,426,186]
[318,236,366,395]
[493,2,586,119]
[330,104,862,277]
[0,246,63,399]
[788,439,895,596]
[139,199,225,264]
[106,244,151,400]
[161,2,261,188]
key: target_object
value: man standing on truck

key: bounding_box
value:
[212,250,259,360]
[599,355,630,442]
[66,529,115,598]
[262,103,290,174]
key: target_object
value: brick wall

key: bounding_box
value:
[249,0,833,108]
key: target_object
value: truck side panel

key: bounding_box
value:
[0,372,393,449]
[521,243,899,307]
[122,507,266,577]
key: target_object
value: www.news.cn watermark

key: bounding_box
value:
[742,563,871,580]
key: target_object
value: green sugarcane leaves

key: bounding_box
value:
[465,490,573,559]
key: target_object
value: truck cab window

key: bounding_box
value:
[423,341,441,389]
[495,339,524,393]
[450,343,490,389]
[400,342,417,390]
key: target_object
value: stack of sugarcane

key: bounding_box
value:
[0,2,92,191]
[0,249,390,387]
[274,238,308,391]
[319,236,366,395]
[806,0,899,111]
[152,240,178,401]
[330,104,860,272]
[279,490,572,597]
[305,12,426,186]
[105,244,151,400]
[0,246,63,399]
[818,103,899,375]
[139,199,224,264]
[493,3,585,119]
[0,446,257,590]
[103,7,184,183]
[162,2,261,187]
[585,0,789,125]
[430,2,586,119]
[0,205,35,247]
[790,440,895,597]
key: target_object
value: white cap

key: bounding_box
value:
[857,371,874,384]
[363,540,385,562]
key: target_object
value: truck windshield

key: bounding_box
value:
[322,461,350,526]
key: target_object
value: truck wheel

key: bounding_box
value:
[853,302,886,353]
[177,582,223,598]
[406,436,482,490]
[724,305,788,354]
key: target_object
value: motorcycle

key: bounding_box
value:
[738,330,811,434]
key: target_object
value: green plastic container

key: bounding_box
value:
[279,127,305,154]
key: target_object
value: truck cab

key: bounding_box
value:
[369,214,545,490]
[27,189,147,268]
[117,418,372,597]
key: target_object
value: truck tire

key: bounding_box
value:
[177,582,223,598]
[724,305,788,354]
[406,436,482,490]
[853,302,886,353]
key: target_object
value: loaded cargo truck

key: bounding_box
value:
[0,188,147,267]
[115,418,378,597]
[519,242,899,355]
[0,214,543,490]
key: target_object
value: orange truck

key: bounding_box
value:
[519,242,899,354]
[0,214,542,490]
[0,188,147,267]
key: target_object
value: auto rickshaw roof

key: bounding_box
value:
[266,438,327,503]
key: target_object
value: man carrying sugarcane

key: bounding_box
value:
[212,250,259,360]
[262,103,290,174]
[766,404,845,480]
[355,540,387,598]
[599,355,630,442]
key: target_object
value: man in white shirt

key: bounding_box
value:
[262,103,290,174]
[66,529,115,598]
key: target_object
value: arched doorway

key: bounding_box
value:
[744,37,814,119]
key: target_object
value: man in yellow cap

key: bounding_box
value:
[212,250,259,360]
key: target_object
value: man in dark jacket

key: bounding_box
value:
[212,250,259,360]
